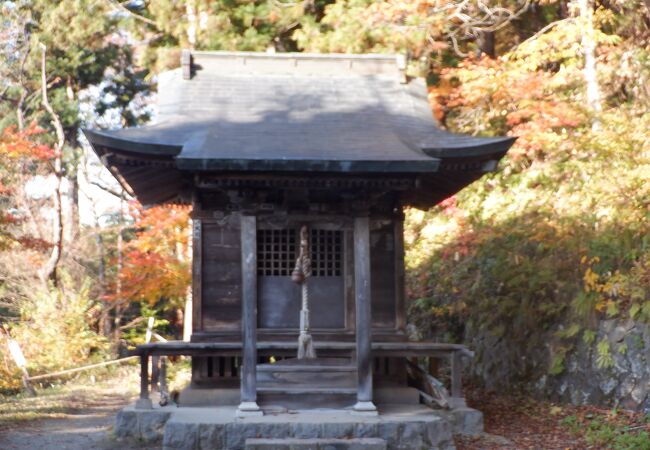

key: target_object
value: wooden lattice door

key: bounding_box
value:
[257,227,345,330]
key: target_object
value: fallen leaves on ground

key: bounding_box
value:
[455,386,650,450]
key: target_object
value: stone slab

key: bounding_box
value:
[245,437,387,450]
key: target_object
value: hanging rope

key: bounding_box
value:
[292,225,316,359]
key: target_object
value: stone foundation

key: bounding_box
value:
[115,403,481,450]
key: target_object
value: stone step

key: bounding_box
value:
[245,438,387,450]
[257,358,357,389]
[257,390,357,409]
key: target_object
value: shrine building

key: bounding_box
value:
[85,50,514,448]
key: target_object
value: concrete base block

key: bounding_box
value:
[114,405,172,443]
[450,407,483,436]
[237,401,264,418]
[352,401,378,416]
[135,398,153,409]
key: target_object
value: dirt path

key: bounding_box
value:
[0,372,156,450]
[0,406,147,450]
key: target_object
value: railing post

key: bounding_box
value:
[449,350,466,408]
[151,355,160,393]
[136,352,153,409]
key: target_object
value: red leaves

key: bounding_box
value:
[16,236,52,252]
[105,204,191,308]
[436,55,587,164]
[0,125,56,251]
[0,124,54,162]
[439,195,459,216]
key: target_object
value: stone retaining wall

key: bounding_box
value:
[467,318,650,411]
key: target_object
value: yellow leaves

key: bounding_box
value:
[583,267,600,292]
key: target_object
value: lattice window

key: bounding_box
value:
[257,229,297,276]
[310,229,342,277]
[257,228,342,277]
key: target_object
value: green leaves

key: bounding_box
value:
[596,337,614,369]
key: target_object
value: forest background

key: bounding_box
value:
[0,0,648,415]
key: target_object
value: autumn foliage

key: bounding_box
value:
[107,204,191,308]
[406,4,650,395]
[0,125,54,251]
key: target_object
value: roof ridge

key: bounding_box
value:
[189,50,400,60]
[182,49,406,79]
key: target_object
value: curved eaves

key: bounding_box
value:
[82,128,182,157]
[422,135,517,160]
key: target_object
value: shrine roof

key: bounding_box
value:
[83,50,514,205]
[85,51,513,171]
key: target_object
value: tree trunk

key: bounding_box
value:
[573,0,602,130]
[37,44,65,286]
[69,162,80,239]
[478,31,496,58]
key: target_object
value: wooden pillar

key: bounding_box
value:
[135,352,152,409]
[191,217,202,334]
[237,214,262,417]
[394,217,406,332]
[190,199,202,383]
[353,216,377,415]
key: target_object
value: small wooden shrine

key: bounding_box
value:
[85,50,514,418]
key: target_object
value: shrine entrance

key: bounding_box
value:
[257,223,348,331]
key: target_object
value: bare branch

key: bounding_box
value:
[39,44,65,154]
[119,316,146,330]
[89,180,127,199]
[513,17,575,52]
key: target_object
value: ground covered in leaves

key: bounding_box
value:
[456,387,650,450]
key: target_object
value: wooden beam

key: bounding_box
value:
[353,216,377,415]
[237,214,262,417]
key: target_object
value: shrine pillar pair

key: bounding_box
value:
[235,214,377,417]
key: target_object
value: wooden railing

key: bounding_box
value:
[131,340,473,410]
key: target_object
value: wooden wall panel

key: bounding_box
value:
[201,215,242,331]
[370,220,396,329]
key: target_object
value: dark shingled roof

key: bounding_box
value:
[84,51,515,205]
